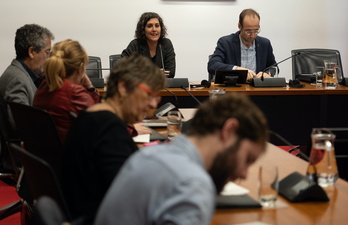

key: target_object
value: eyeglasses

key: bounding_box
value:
[41,49,51,56]
[242,28,261,35]
[136,83,160,101]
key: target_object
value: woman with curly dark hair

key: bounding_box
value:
[122,12,176,78]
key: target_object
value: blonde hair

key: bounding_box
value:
[44,39,88,92]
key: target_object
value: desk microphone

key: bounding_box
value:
[164,88,179,107]
[181,86,202,106]
[261,52,301,81]
[159,44,165,70]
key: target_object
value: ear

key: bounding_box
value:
[28,46,35,59]
[117,80,127,97]
[238,23,242,30]
[220,118,239,148]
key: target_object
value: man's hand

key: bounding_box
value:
[254,72,270,79]
[236,67,255,81]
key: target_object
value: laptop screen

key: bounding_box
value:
[214,70,248,87]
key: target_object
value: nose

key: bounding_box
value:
[149,96,161,109]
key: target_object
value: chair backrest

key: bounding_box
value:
[0,94,20,178]
[291,49,344,81]
[10,143,71,221]
[30,196,68,225]
[7,102,63,181]
[86,56,102,79]
[109,54,122,70]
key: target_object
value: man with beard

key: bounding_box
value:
[95,93,268,225]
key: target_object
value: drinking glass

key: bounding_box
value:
[208,88,226,100]
[258,165,279,208]
[167,111,182,139]
[313,66,324,86]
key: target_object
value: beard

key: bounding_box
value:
[208,139,241,194]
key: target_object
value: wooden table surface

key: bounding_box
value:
[210,143,348,225]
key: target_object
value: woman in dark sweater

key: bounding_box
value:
[122,12,176,78]
[62,54,166,223]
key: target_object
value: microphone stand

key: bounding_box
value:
[251,53,301,87]
[181,86,202,106]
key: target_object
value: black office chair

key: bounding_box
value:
[109,54,122,70]
[10,143,71,222]
[7,102,64,181]
[86,56,103,79]
[291,49,344,82]
[0,95,22,221]
[0,96,20,181]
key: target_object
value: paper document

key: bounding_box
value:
[220,182,250,196]
[132,134,150,143]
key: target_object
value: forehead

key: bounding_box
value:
[242,15,260,28]
[146,18,159,24]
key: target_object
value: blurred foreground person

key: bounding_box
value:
[95,93,268,225]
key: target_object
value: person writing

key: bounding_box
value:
[95,93,268,225]
[122,12,176,78]
[208,9,276,81]
[33,39,100,143]
[62,54,166,223]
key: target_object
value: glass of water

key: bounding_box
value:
[258,165,279,208]
[167,111,182,139]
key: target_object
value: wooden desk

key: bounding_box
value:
[100,84,348,177]
[210,144,348,225]
[156,83,348,148]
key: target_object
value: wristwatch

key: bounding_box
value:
[86,87,96,93]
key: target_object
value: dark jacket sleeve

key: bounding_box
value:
[208,34,239,75]
[161,38,176,78]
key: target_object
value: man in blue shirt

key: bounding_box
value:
[95,93,268,225]
[208,9,276,81]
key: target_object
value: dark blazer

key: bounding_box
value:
[121,38,176,78]
[0,59,37,105]
[208,31,276,75]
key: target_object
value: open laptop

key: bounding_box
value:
[214,70,248,87]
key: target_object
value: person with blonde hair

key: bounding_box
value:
[34,39,99,143]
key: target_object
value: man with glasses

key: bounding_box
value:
[208,9,276,81]
[0,24,54,105]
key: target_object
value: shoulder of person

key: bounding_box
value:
[256,35,271,44]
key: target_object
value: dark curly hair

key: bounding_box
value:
[134,12,167,42]
[15,24,54,60]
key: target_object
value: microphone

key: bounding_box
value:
[261,52,301,81]
[164,88,179,107]
[159,44,165,69]
[180,86,202,106]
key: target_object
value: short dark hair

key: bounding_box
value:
[134,12,167,42]
[15,24,54,60]
[105,54,166,99]
[239,9,260,26]
[187,93,268,145]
